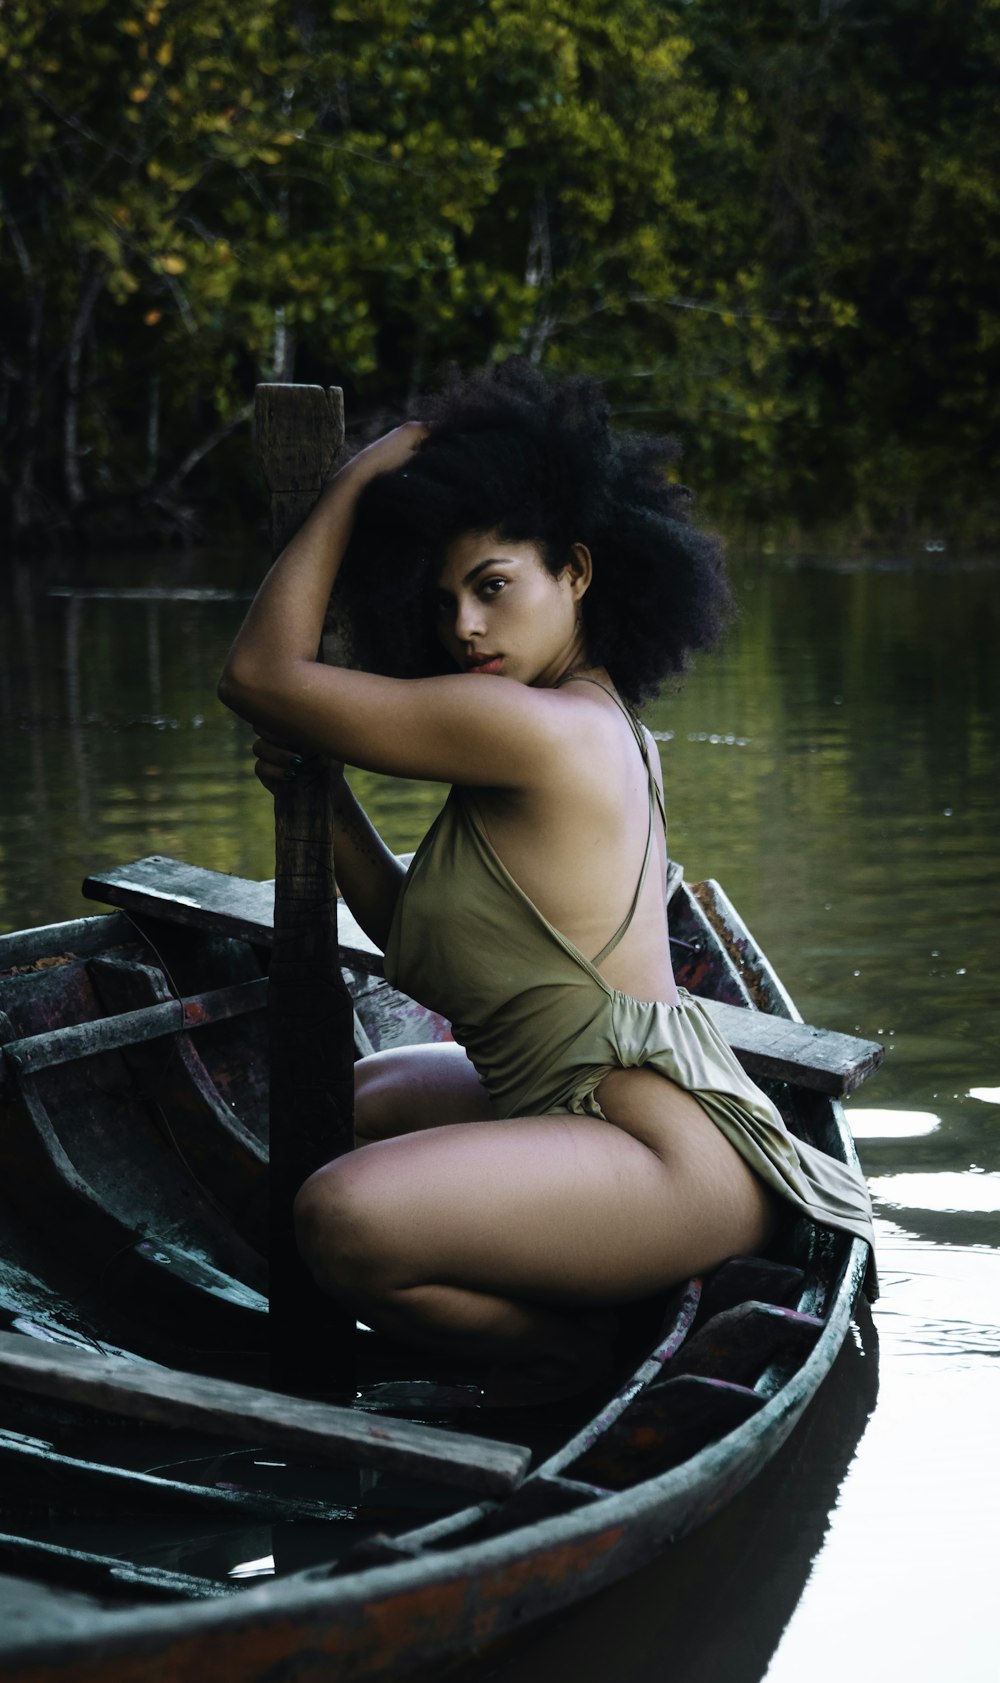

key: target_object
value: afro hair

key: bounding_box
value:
[339,359,731,706]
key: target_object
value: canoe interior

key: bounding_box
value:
[0,869,875,1682]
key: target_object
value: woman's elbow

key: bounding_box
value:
[217,659,258,719]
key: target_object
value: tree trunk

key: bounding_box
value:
[255,382,355,1396]
[64,267,105,510]
[1,188,47,544]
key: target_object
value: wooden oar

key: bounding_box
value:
[254,383,356,1393]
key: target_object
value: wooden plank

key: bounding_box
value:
[0,1332,530,1496]
[83,856,883,1094]
[0,1532,229,1602]
[668,1301,824,1386]
[699,996,884,1096]
[82,856,277,949]
[0,913,134,974]
[0,1432,351,1524]
[1,979,267,1076]
[84,853,387,973]
[569,1375,763,1489]
[88,955,268,1254]
[695,1255,805,1323]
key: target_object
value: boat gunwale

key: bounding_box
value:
[0,1235,867,1677]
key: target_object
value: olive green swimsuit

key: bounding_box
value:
[383,680,875,1252]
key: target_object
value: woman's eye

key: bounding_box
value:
[481,578,507,598]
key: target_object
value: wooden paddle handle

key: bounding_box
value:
[254,382,356,1395]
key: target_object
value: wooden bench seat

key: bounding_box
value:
[82,855,883,1097]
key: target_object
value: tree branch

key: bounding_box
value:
[159,401,253,497]
[64,266,105,509]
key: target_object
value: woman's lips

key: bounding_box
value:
[465,655,504,674]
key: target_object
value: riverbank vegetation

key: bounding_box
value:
[2,0,998,552]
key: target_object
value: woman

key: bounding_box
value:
[220,362,873,1402]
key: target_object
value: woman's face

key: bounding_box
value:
[433,531,591,687]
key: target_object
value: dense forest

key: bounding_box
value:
[2,0,998,550]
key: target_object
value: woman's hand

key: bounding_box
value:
[344,421,428,489]
[252,733,343,796]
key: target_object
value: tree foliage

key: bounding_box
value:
[1,0,997,547]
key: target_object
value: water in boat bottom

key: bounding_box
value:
[0,548,997,1683]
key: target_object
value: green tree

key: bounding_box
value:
[676,0,1000,533]
[1,0,731,543]
[2,0,998,548]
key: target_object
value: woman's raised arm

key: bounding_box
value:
[218,426,569,789]
[219,423,424,710]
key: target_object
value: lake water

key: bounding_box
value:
[1,548,997,1681]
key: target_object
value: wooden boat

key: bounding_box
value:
[0,850,881,1683]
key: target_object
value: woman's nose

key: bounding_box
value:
[454,596,486,642]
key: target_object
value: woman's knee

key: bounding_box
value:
[293,1157,400,1299]
[353,1042,493,1142]
[353,1051,398,1143]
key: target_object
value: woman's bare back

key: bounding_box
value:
[469,683,678,1006]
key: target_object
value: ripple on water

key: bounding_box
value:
[871,1220,1000,1368]
[867,1170,1000,1249]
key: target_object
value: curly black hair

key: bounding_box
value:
[340,359,731,706]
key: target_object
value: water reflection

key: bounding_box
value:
[870,1171,1000,1214]
[845,1108,941,1139]
[453,1303,879,1683]
[764,1229,999,1683]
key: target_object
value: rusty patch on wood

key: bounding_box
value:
[2,954,77,978]
[3,1525,628,1683]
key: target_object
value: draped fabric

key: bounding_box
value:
[385,680,875,1257]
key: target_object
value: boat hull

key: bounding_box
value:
[0,867,876,1682]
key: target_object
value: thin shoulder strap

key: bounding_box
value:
[556,675,664,966]
[556,675,665,824]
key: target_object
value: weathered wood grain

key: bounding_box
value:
[82,857,276,949]
[0,913,134,974]
[0,1332,530,1496]
[88,955,269,1253]
[569,1375,764,1489]
[1,979,266,1076]
[254,383,345,556]
[0,1531,229,1602]
[667,1301,824,1385]
[0,1430,353,1525]
[700,997,884,1095]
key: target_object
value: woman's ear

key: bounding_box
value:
[566,542,593,602]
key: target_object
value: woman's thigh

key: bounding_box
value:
[298,1092,775,1307]
[596,1065,779,1262]
[354,1041,497,1143]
